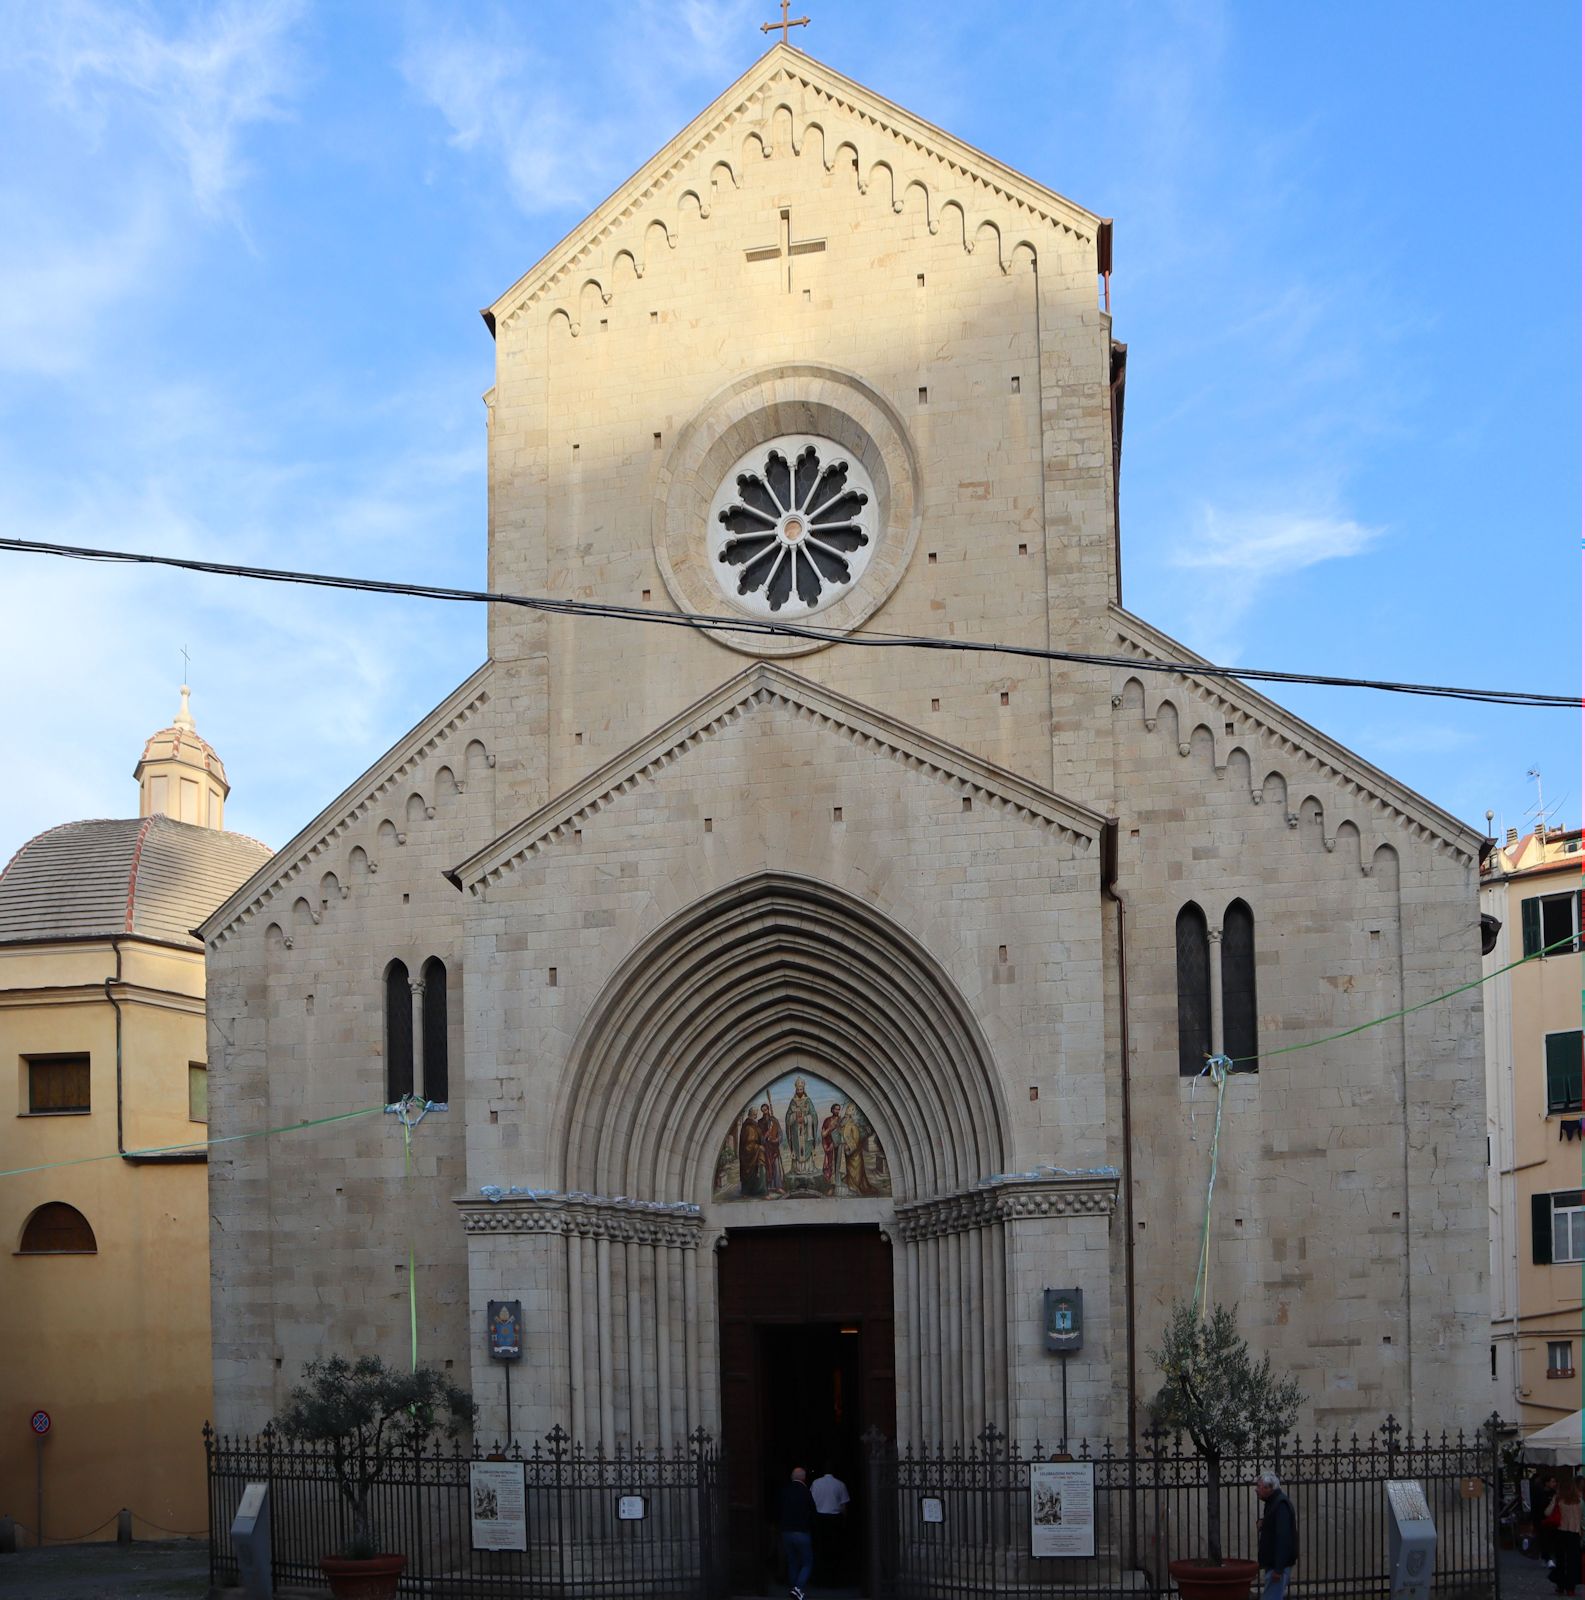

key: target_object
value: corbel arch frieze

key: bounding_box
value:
[494,51,1103,334]
[1113,667,1465,870]
[206,682,491,946]
[523,94,1057,337]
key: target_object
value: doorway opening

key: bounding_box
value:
[718,1225,895,1597]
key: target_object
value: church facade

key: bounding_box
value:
[201,44,1489,1509]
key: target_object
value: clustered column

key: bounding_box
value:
[896,1214,1010,1446]
[559,1206,709,1448]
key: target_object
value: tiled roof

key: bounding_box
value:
[0,816,273,949]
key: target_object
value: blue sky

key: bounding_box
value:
[0,0,1576,862]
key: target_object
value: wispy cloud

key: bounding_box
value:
[0,0,303,380]
[399,0,757,217]
[0,196,164,377]
[0,400,484,853]
[1169,504,1381,662]
[12,0,303,216]
[400,29,611,215]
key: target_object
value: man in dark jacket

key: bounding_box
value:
[1255,1470,1298,1599]
[778,1465,817,1600]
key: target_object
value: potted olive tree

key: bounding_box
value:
[1150,1301,1303,1600]
[272,1355,475,1600]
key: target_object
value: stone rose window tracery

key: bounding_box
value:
[707,435,876,618]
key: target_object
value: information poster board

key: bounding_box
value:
[470,1460,528,1552]
[1030,1460,1096,1559]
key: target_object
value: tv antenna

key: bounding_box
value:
[1526,767,1563,836]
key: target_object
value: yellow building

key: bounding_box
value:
[0,690,269,1544]
[1483,823,1585,1433]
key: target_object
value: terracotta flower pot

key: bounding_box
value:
[319,1552,407,1600]
[1168,1555,1260,1600]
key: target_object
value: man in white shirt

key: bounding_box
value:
[810,1465,851,1583]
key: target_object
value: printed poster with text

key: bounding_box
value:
[470,1460,528,1552]
[1030,1461,1096,1558]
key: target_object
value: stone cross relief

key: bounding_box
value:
[745,206,826,291]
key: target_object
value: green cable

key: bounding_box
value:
[0,1104,384,1179]
[1185,931,1580,1315]
[403,1111,419,1373]
[4,934,1574,1186]
[1223,930,1582,1065]
[1190,1057,1230,1318]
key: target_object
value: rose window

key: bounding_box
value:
[706,436,876,618]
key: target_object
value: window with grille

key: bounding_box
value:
[421,957,449,1105]
[26,1055,90,1114]
[19,1202,96,1253]
[1176,903,1211,1077]
[1522,890,1582,958]
[385,960,413,1102]
[1221,899,1259,1070]
[1546,1031,1583,1115]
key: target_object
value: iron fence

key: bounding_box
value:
[205,1424,727,1600]
[867,1413,1503,1599]
[207,1414,1499,1599]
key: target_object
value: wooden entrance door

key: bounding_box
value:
[718,1225,895,1595]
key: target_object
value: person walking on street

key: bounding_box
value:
[811,1462,851,1581]
[1537,1470,1560,1573]
[1551,1469,1582,1596]
[778,1465,817,1600]
[1255,1469,1297,1600]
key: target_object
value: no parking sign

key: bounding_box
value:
[29,1410,50,1436]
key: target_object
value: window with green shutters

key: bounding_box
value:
[1534,1190,1585,1264]
[1522,890,1582,957]
[1547,1031,1584,1114]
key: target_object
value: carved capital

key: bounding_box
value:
[457,1189,705,1250]
[893,1168,1120,1242]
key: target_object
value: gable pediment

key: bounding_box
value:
[448,664,1107,894]
[485,43,1106,338]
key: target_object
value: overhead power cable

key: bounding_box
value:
[1,536,1578,709]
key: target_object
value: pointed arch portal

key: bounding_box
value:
[463,872,1116,1483]
[559,871,1010,1201]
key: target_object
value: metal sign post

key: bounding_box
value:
[1043,1290,1083,1451]
[487,1301,524,1447]
[29,1410,50,1548]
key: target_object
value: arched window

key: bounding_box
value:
[20,1202,96,1254]
[421,957,449,1105]
[1222,899,1259,1070]
[1176,902,1211,1077]
[385,960,413,1102]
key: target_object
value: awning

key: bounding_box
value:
[1522,1410,1585,1465]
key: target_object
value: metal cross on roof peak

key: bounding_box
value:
[761,0,809,45]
